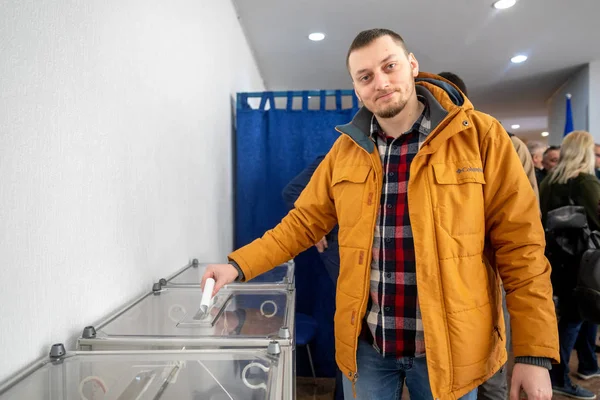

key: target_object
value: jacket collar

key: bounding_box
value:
[336,72,472,153]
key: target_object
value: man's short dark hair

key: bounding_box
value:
[544,146,560,156]
[346,29,408,71]
[438,72,468,97]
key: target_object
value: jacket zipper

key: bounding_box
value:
[494,326,503,341]
[334,106,465,392]
[406,106,463,393]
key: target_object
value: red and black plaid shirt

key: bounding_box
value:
[363,96,431,357]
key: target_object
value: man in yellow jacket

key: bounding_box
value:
[202,29,559,400]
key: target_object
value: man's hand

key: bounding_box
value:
[315,237,328,253]
[201,264,240,296]
[510,364,552,400]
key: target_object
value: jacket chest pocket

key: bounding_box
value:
[432,160,486,237]
[332,166,371,227]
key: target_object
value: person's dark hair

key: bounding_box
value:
[346,29,408,71]
[543,145,560,156]
[438,72,468,96]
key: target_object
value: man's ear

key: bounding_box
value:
[408,53,419,77]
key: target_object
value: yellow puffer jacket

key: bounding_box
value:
[229,73,559,399]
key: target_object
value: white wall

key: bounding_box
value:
[589,60,600,143]
[0,0,264,381]
[547,66,589,145]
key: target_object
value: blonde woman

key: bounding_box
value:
[539,130,600,399]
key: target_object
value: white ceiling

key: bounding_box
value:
[232,0,600,142]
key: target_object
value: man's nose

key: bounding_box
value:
[373,71,390,91]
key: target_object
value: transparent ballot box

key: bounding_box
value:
[162,259,295,289]
[77,287,295,351]
[0,344,292,399]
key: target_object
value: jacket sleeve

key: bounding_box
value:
[480,119,559,363]
[281,155,326,210]
[510,135,539,201]
[228,143,339,281]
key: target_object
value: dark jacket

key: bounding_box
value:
[535,167,547,189]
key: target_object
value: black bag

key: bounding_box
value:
[544,181,589,283]
[545,204,588,257]
[544,180,600,322]
[574,232,600,323]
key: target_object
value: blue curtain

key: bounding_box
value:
[235,90,358,377]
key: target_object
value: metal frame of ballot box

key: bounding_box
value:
[77,286,296,350]
[0,344,292,400]
[160,259,295,290]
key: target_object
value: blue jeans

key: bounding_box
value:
[575,322,599,374]
[550,318,599,387]
[343,339,478,400]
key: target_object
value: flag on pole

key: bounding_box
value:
[564,93,573,136]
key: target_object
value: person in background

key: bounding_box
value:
[595,143,600,353]
[437,72,467,96]
[595,143,600,180]
[438,71,539,400]
[282,155,344,400]
[528,141,548,187]
[539,130,600,399]
[508,132,540,200]
[202,29,558,400]
[542,146,560,175]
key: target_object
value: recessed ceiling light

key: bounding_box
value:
[308,32,325,42]
[511,124,520,129]
[511,55,528,64]
[493,0,517,10]
[541,131,549,137]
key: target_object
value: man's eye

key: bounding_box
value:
[360,75,370,82]
[387,63,396,70]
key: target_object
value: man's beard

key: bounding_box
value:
[375,102,406,119]
[373,91,408,119]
